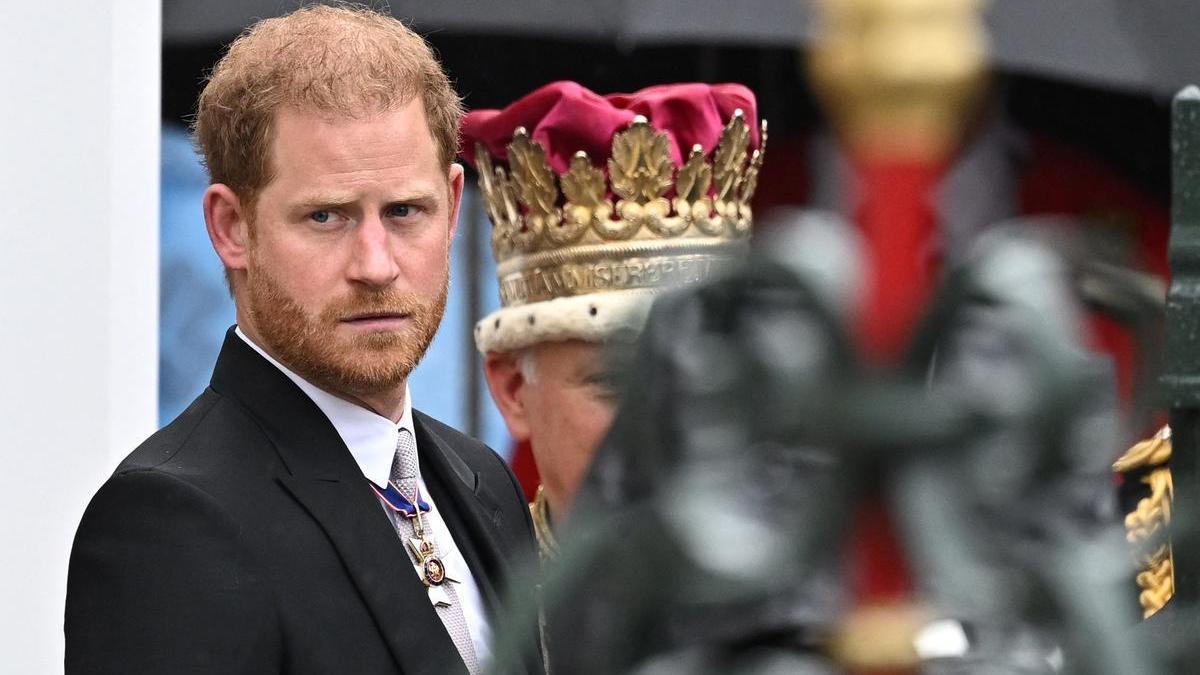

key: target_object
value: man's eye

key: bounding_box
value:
[584,374,619,398]
[387,204,412,218]
[310,210,332,224]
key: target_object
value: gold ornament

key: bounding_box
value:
[1113,425,1174,618]
[471,112,766,309]
[807,0,988,162]
[530,485,559,562]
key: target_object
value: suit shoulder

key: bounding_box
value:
[77,465,236,536]
[115,388,268,476]
[69,468,247,599]
[414,410,502,464]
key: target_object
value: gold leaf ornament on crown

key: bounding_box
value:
[473,111,767,308]
[1113,425,1175,618]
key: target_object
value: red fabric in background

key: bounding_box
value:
[850,498,913,602]
[844,158,947,604]
[460,80,760,174]
[510,440,540,502]
[853,160,946,364]
[1020,137,1169,280]
[1020,135,1170,425]
[750,133,811,220]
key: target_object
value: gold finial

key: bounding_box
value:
[807,0,988,162]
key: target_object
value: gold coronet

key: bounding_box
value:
[474,112,766,308]
[1113,425,1174,618]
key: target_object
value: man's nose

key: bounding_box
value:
[347,216,400,288]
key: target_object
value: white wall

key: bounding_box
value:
[0,2,160,672]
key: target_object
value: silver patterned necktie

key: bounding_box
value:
[389,427,480,674]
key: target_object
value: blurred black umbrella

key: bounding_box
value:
[165,0,1197,96]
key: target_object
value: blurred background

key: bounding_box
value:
[2,0,1195,672]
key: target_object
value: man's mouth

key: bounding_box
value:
[340,312,411,329]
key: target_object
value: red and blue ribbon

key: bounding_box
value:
[371,481,431,519]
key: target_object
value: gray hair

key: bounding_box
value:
[517,348,538,384]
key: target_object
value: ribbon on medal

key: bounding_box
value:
[371,481,432,519]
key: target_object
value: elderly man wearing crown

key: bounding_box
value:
[461,81,766,559]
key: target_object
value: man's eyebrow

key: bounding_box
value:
[577,365,613,384]
[286,181,449,215]
[387,187,441,203]
[291,193,358,210]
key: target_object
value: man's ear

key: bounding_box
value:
[445,163,465,243]
[483,350,531,442]
[204,184,250,275]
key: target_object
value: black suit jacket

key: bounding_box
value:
[65,330,538,674]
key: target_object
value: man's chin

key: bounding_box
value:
[313,340,424,390]
[315,360,411,395]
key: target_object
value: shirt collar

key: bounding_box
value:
[235,327,412,488]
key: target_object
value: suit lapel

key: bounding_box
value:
[414,412,509,612]
[279,476,466,675]
[210,330,466,675]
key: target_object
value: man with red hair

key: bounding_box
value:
[66,7,537,674]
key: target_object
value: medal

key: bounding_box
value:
[371,479,459,596]
[408,536,452,587]
[406,509,458,589]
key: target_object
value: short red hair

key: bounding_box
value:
[193,4,463,213]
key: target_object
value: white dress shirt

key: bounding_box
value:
[236,328,492,666]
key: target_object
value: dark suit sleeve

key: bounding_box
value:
[65,469,279,674]
[488,450,547,675]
